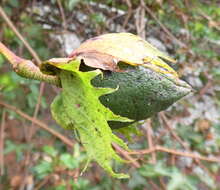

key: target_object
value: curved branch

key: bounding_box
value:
[128,145,220,163]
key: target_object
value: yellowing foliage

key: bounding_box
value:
[69,33,178,77]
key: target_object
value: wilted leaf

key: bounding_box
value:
[69,33,178,78]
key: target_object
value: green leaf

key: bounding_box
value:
[0,54,4,68]
[54,184,66,190]
[33,160,53,179]
[193,167,216,189]
[139,162,172,177]
[60,153,78,169]
[43,145,58,157]
[70,178,91,189]
[139,162,197,190]
[115,123,141,141]
[50,59,132,178]
[90,13,106,24]
[167,171,197,190]
[4,140,28,161]
[0,73,18,92]
[67,0,80,10]
[8,0,19,7]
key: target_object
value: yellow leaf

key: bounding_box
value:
[69,33,178,77]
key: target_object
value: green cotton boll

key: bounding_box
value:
[92,66,192,129]
[42,59,191,178]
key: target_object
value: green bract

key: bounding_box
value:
[49,59,132,178]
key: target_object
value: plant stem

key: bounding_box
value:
[0,42,61,86]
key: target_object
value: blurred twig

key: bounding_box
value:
[0,8,50,190]
[0,6,41,65]
[143,4,187,48]
[159,177,166,190]
[197,79,213,100]
[135,0,146,39]
[160,113,216,179]
[29,83,45,141]
[34,174,52,190]
[0,101,74,148]
[113,143,140,168]
[199,10,220,31]
[129,145,220,163]
[0,6,60,86]
[57,0,69,56]
[57,0,67,31]
[148,180,161,190]
[0,109,5,176]
[160,112,188,149]
[0,5,46,138]
[122,0,132,28]
[145,119,156,164]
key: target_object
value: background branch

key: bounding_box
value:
[0,6,41,65]
[129,145,220,163]
[0,101,74,148]
[0,6,60,86]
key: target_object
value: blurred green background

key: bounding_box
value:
[0,0,220,189]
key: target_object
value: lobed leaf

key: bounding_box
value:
[50,59,133,178]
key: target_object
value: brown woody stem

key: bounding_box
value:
[0,42,61,86]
